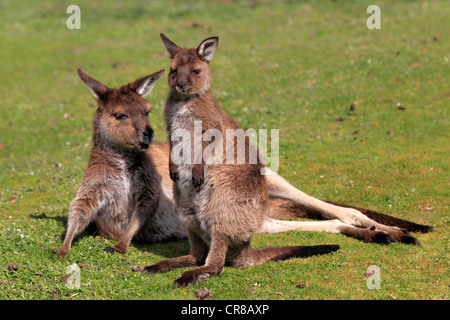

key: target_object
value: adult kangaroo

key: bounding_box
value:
[55,68,186,258]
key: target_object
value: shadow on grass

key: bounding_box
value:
[29,212,189,259]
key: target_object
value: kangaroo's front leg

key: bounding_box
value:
[169,150,179,182]
[192,163,204,190]
[192,127,209,190]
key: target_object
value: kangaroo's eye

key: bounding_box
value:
[114,113,128,120]
[145,110,152,116]
[170,68,177,74]
[192,69,201,75]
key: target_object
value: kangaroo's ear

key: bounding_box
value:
[160,33,179,58]
[129,69,165,97]
[77,67,110,101]
[197,37,219,62]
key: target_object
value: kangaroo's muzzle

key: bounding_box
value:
[140,126,154,150]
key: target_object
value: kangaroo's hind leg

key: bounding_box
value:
[104,188,160,254]
[325,201,433,233]
[142,227,209,275]
[172,232,230,287]
[258,217,401,244]
[268,197,433,234]
[265,171,422,244]
[55,192,100,258]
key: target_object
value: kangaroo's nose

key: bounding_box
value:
[140,127,154,149]
[176,82,187,90]
[143,127,154,142]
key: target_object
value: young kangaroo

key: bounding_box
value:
[141,34,340,287]
[55,67,186,258]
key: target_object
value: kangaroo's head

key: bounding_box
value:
[77,67,164,151]
[160,33,218,97]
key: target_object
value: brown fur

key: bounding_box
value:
[55,68,171,258]
[142,34,340,287]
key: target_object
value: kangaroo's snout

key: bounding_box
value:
[176,82,188,93]
[140,126,154,149]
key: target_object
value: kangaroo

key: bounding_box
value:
[55,67,186,258]
[141,34,341,287]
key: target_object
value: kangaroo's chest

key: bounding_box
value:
[165,100,202,206]
[166,100,195,175]
[102,161,135,217]
[165,100,195,135]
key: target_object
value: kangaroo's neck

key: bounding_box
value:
[165,89,217,130]
[92,131,144,165]
[168,87,213,104]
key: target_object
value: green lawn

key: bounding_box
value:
[0,0,448,300]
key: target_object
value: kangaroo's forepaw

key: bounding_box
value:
[170,171,179,182]
[192,175,204,190]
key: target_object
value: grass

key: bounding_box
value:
[0,0,448,300]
